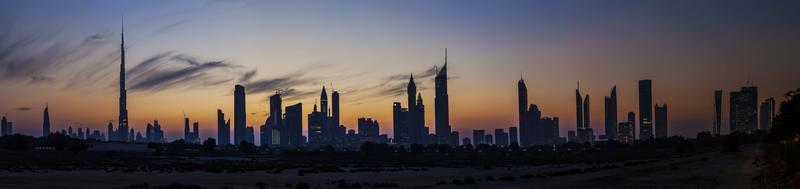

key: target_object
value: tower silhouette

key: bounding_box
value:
[118,22,129,142]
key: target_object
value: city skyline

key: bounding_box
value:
[2,1,800,144]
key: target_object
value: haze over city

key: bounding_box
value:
[1,0,799,143]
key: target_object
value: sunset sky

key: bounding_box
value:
[1,0,799,143]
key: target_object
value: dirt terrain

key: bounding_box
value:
[0,146,761,189]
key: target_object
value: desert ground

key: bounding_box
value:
[0,146,761,189]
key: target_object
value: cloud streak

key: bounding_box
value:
[126,53,250,92]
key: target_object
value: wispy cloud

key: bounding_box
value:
[126,53,250,92]
[15,107,31,111]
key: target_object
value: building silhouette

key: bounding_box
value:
[307,86,346,147]
[760,97,775,130]
[730,86,758,133]
[567,130,576,143]
[472,130,485,145]
[604,86,617,141]
[261,93,283,146]
[617,122,634,144]
[1,116,11,136]
[392,102,410,145]
[245,126,255,144]
[518,78,529,145]
[495,129,509,146]
[285,103,303,147]
[435,48,452,145]
[217,109,231,145]
[627,111,636,138]
[485,134,494,145]
[509,127,518,145]
[145,119,164,143]
[575,83,593,144]
[714,90,722,136]
[358,118,380,143]
[638,79,653,140]
[43,105,50,137]
[655,104,668,138]
[117,24,129,142]
[463,137,471,146]
[234,84,246,144]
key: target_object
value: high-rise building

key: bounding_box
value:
[627,112,636,139]
[435,48,452,145]
[117,23,129,142]
[234,84,246,144]
[567,130,576,143]
[245,126,255,144]
[472,130,485,145]
[358,118,380,143]
[527,104,541,144]
[407,74,419,143]
[575,84,593,144]
[308,103,325,145]
[43,105,50,137]
[540,117,560,144]
[714,90,722,136]
[518,78,529,146]
[639,79,653,140]
[321,86,328,116]
[107,122,114,141]
[217,109,230,145]
[450,131,460,146]
[1,116,9,136]
[655,104,668,138]
[495,129,509,146]
[730,86,758,133]
[509,127,518,145]
[617,122,634,144]
[184,117,191,142]
[485,134,494,145]
[285,103,303,147]
[332,91,340,129]
[760,97,775,130]
[392,102,410,145]
[192,122,200,144]
[604,86,617,140]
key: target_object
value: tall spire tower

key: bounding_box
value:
[435,48,451,145]
[118,21,129,142]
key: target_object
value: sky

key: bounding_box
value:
[1,0,799,143]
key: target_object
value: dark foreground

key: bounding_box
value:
[0,146,762,189]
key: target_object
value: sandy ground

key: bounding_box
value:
[0,146,761,189]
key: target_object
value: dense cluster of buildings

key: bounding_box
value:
[1,26,780,150]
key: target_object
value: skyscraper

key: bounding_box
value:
[308,103,325,145]
[760,97,775,130]
[1,116,7,136]
[321,86,328,116]
[495,129,509,146]
[472,130,485,145]
[527,104,541,144]
[575,84,593,144]
[509,126,518,145]
[604,86,617,140]
[714,90,722,136]
[638,79,653,140]
[234,84,246,144]
[285,103,303,147]
[435,48,451,145]
[730,86,758,133]
[43,105,50,137]
[627,111,636,139]
[118,23,129,142]
[332,90,340,128]
[217,109,230,145]
[358,118,380,142]
[655,104,668,138]
[184,117,191,142]
[518,78,529,145]
[407,74,418,143]
[415,93,427,144]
